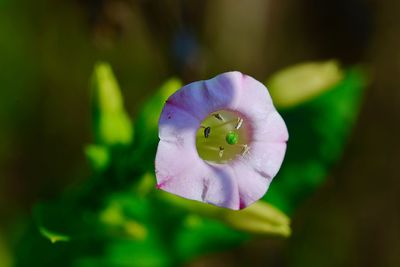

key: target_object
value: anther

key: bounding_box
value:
[204,126,211,138]
[219,146,224,158]
[235,117,243,130]
[241,144,250,155]
[213,113,224,121]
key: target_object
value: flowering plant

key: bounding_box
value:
[14,61,365,267]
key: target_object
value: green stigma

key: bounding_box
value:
[225,131,239,145]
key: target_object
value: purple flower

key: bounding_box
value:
[155,72,288,210]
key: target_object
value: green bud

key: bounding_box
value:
[159,191,290,237]
[268,60,344,109]
[91,62,133,146]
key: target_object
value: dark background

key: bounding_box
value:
[0,0,399,266]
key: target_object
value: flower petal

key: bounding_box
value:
[252,110,289,143]
[234,74,275,122]
[202,163,240,210]
[203,71,243,110]
[243,142,287,180]
[155,141,240,209]
[155,140,203,200]
[231,160,270,209]
[158,102,199,144]
[167,72,243,120]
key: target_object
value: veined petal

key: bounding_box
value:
[243,142,287,180]
[166,81,210,120]
[167,72,243,120]
[155,140,203,200]
[252,110,289,143]
[202,163,240,210]
[158,102,199,144]
[234,74,275,122]
[231,160,270,209]
[204,71,242,110]
[156,141,240,209]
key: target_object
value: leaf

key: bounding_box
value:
[84,145,110,172]
[0,230,12,267]
[38,227,71,244]
[265,67,366,214]
[174,215,246,262]
[33,204,72,243]
[91,62,133,146]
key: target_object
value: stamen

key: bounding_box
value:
[235,117,243,130]
[213,113,224,121]
[212,119,237,129]
[219,146,224,158]
[240,144,250,155]
[204,127,211,138]
[201,145,219,151]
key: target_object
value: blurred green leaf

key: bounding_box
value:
[265,67,366,214]
[103,238,171,267]
[91,62,133,146]
[33,202,92,243]
[174,215,246,262]
[38,227,71,244]
[268,60,344,109]
[0,231,12,267]
[85,145,110,172]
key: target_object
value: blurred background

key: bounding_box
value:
[1,0,399,266]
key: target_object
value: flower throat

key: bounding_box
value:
[196,110,251,164]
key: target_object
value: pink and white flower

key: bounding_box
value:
[155,72,288,210]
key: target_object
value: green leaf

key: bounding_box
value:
[33,204,72,243]
[0,230,12,267]
[174,215,246,262]
[265,67,366,214]
[38,227,71,244]
[91,62,133,146]
[85,145,110,172]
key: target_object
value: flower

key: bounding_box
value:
[155,72,288,210]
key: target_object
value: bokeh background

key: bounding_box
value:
[1,0,399,266]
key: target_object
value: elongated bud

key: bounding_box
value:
[268,60,344,109]
[222,201,290,236]
[91,62,133,146]
[159,191,290,237]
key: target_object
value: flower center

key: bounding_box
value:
[195,110,251,164]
